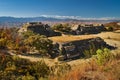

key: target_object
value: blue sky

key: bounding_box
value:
[0,0,120,18]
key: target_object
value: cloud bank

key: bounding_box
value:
[40,15,120,20]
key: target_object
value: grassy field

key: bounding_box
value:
[93,31,120,41]
[49,35,96,43]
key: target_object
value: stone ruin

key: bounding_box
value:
[52,37,109,60]
[71,24,106,35]
[18,22,61,37]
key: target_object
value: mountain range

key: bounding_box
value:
[0,16,120,27]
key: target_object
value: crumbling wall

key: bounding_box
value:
[72,25,105,35]
[19,22,61,37]
[54,37,107,60]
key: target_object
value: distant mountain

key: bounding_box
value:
[0,16,62,22]
[0,16,120,27]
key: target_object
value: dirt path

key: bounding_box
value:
[8,51,55,66]
[8,50,91,66]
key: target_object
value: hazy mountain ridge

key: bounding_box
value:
[0,16,120,27]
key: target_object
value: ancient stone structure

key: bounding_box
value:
[18,22,61,37]
[71,24,105,35]
[52,37,107,60]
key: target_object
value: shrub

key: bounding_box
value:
[29,60,50,79]
[107,26,114,31]
[50,62,71,76]
[0,54,50,80]
[24,34,53,56]
[22,30,35,39]
[83,44,97,58]
[96,48,114,65]
[17,74,35,80]
[52,23,71,33]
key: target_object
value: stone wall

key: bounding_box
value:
[18,22,61,37]
[72,24,105,35]
[53,37,107,60]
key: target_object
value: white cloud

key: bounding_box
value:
[40,15,120,20]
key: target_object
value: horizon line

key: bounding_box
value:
[0,15,120,20]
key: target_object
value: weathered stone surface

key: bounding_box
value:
[53,37,107,60]
[18,22,61,37]
[71,24,105,35]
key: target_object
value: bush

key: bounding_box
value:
[107,26,114,31]
[17,74,35,80]
[0,54,50,80]
[22,30,35,39]
[52,23,71,33]
[29,60,50,78]
[83,44,97,58]
[96,48,114,65]
[24,34,53,56]
[50,62,71,76]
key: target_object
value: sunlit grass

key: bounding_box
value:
[49,35,96,43]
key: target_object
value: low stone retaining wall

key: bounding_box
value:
[53,37,107,60]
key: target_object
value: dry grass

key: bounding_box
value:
[93,31,120,40]
[49,58,120,80]
[49,35,96,43]
[49,31,120,80]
